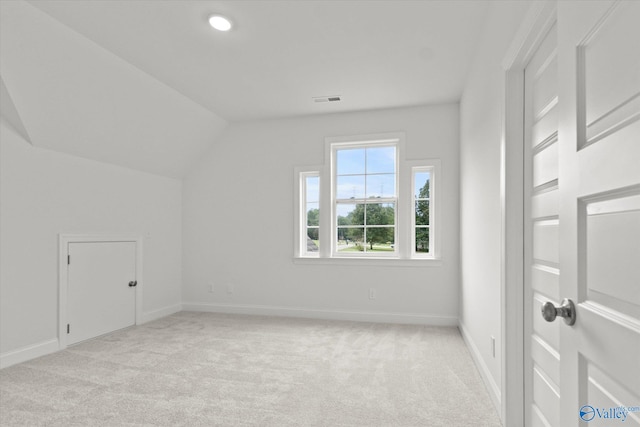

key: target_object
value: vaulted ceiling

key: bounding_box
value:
[0,0,491,178]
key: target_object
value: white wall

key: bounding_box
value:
[183,105,460,323]
[0,122,182,362]
[459,0,531,411]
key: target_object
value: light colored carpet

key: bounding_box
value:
[0,312,502,426]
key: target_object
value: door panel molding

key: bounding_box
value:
[576,1,640,148]
[58,233,143,349]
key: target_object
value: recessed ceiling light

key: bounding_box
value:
[209,15,232,32]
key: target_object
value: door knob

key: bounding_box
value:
[541,298,576,325]
[128,281,137,287]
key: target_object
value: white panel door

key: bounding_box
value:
[524,22,561,427]
[67,241,137,345]
[556,1,640,426]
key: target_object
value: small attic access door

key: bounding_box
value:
[59,235,142,347]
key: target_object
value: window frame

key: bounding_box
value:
[294,166,322,258]
[411,165,435,258]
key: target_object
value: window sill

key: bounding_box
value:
[292,256,442,268]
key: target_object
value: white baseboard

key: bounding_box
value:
[140,303,182,324]
[458,322,501,413]
[182,302,458,326]
[0,339,59,369]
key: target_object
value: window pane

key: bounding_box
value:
[415,227,429,253]
[337,148,365,175]
[305,176,319,203]
[301,173,319,256]
[306,203,319,226]
[336,203,365,226]
[366,203,395,225]
[365,227,395,251]
[306,228,319,252]
[336,175,365,199]
[415,200,429,225]
[415,172,430,199]
[307,227,319,241]
[331,142,403,257]
[366,146,395,174]
[337,227,364,251]
[366,174,396,198]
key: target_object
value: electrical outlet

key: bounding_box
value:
[209,284,215,293]
[491,336,496,358]
[369,288,376,300]
[226,284,234,294]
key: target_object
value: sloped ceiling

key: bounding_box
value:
[25,0,490,122]
[1,0,491,178]
[0,0,227,178]
[0,75,31,144]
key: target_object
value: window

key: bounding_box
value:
[302,172,320,256]
[295,132,439,262]
[334,144,397,256]
[412,167,433,257]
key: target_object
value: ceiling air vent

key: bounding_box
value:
[313,95,341,103]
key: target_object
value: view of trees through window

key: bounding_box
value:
[414,171,430,253]
[337,203,395,251]
[334,145,397,253]
[305,175,320,253]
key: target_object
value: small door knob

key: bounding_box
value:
[128,281,137,287]
[541,298,576,325]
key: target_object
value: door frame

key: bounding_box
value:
[58,233,143,349]
[499,1,557,425]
